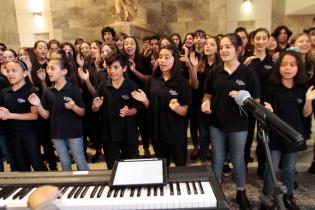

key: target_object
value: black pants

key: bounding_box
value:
[152,141,187,166]
[9,133,47,171]
[189,104,199,147]
[137,109,150,149]
[103,141,138,169]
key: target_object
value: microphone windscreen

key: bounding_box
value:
[234,90,251,106]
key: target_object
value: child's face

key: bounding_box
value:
[103,32,113,44]
[46,60,67,82]
[115,37,124,50]
[6,62,26,85]
[267,36,277,51]
[160,39,170,48]
[236,31,248,47]
[90,43,100,59]
[194,34,206,49]
[279,54,298,80]
[124,37,137,56]
[184,34,194,48]
[204,38,218,56]
[294,34,311,55]
[171,35,180,47]
[101,45,112,61]
[3,51,15,63]
[80,43,90,57]
[158,49,174,72]
[35,42,48,60]
[18,49,29,63]
[107,61,126,81]
[220,37,239,62]
[63,45,73,57]
[253,31,269,52]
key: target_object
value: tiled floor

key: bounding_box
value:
[2,136,315,209]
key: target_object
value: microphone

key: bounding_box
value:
[234,90,304,146]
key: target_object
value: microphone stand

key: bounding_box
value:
[251,108,286,210]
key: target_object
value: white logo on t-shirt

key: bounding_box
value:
[169,90,178,96]
[235,80,245,86]
[122,94,130,100]
[17,98,26,103]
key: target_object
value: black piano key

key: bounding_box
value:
[153,187,157,196]
[186,182,191,195]
[119,187,125,197]
[74,186,84,198]
[160,186,164,196]
[170,183,174,195]
[176,183,181,195]
[80,186,89,198]
[97,186,105,198]
[90,186,99,198]
[13,188,26,200]
[61,186,69,194]
[192,182,198,194]
[136,187,141,197]
[198,181,205,194]
[19,187,33,199]
[68,186,79,198]
[0,187,9,198]
[113,188,120,197]
[147,187,151,196]
[107,187,114,198]
[130,187,135,197]
[2,187,17,199]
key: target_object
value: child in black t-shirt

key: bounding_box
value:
[0,60,47,171]
[263,50,315,209]
[92,51,139,169]
[28,58,89,171]
[132,45,192,166]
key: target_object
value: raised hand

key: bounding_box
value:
[92,96,104,109]
[0,107,10,120]
[129,59,136,72]
[37,69,46,81]
[228,90,239,98]
[264,102,273,112]
[76,54,84,68]
[28,93,41,106]
[201,99,211,114]
[169,98,180,111]
[306,85,315,101]
[78,67,90,82]
[119,106,129,117]
[131,89,147,103]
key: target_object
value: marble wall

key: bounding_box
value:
[0,0,20,50]
[50,0,227,43]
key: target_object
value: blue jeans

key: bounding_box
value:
[52,137,89,171]
[199,112,210,161]
[263,150,297,195]
[210,126,247,189]
[0,135,18,171]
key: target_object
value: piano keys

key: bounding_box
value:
[0,165,229,210]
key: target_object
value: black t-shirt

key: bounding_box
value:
[264,83,307,153]
[204,63,260,132]
[41,82,85,139]
[146,76,192,144]
[0,74,9,135]
[127,55,152,89]
[247,53,274,100]
[96,78,140,143]
[0,83,39,135]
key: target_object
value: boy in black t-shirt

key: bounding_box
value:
[92,51,140,169]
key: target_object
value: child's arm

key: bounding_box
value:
[78,67,96,96]
[0,106,38,120]
[131,89,150,108]
[92,97,104,112]
[28,93,50,119]
[303,85,315,117]
[64,99,85,117]
[201,93,212,114]
[119,106,137,117]
[169,99,189,116]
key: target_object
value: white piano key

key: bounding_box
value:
[201,181,217,207]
